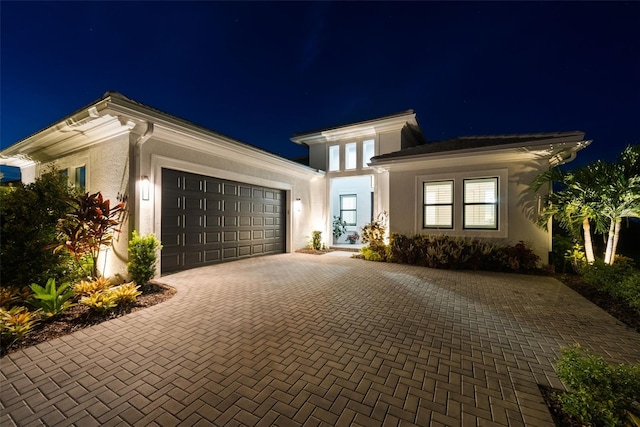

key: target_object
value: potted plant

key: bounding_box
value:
[346,231,360,244]
[333,216,347,242]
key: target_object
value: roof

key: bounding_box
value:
[370,131,587,163]
[291,109,415,138]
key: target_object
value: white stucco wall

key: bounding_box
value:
[38,133,131,279]
[386,157,551,262]
[139,133,324,261]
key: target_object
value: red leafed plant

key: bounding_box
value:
[55,192,125,278]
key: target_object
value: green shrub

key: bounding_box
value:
[311,231,322,250]
[582,260,640,315]
[554,344,640,427]
[0,166,79,287]
[332,216,347,240]
[127,231,161,287]
[28,278,75,318]
[0,306,39,344]
[361,211,387,246]
[361,244,388,262]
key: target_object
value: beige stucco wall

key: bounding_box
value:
[386,157,551,263]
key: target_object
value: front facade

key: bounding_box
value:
[1,92,590,277]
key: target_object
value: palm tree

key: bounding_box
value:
[595,146,640,264]
[533,167,599,264]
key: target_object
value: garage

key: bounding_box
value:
[161,168,286,274]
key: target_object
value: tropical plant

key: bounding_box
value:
[332,216,347,240]
[28,278,75,317]
[554,344,640,427]
[127,231,161,287]
[346,231,360,243]
[594,146,640,264]
[533,167,599,264]
[109,282,142,304]
[56,192,125,278]
[311,230,322,250]
[79,291,118,313]
[0,306,39,344]
[73,276,113,297]
[0,166,79,287]
[361,211,388,245]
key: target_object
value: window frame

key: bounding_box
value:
[75,165,87,192]
[340,194,357,226]
[345,142,357,170]
[463,177,498,230]
[423,180,454,229]
[362,139,375,168]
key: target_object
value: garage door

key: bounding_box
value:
[161,168,285,274]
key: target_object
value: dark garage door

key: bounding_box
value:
[161,168,285,274]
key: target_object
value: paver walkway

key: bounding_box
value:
[2,252,639,426]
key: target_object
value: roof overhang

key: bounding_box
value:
[369,134,592,172]
[291,110,418,146]
[0,92,324,178]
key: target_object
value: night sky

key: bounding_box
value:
[1,1,639,180]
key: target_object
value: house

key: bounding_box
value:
[1,92,590,277]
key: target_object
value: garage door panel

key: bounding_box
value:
[161,168,285,274]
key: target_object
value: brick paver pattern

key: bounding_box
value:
[2,252,639,426]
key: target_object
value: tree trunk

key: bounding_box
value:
[604,220,616,265]
[609,219,622,265]
[583,218,595,264]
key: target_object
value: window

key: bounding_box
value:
[362,139,375,167]
[74,166,86,192]
[329,145,340,171]
[464,178,498,229]
[423,181,453,228]
[340,194,357,226]
[345,143,357,170]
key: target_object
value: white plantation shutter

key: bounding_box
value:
[423,181,453,228]
[464,178,498,229]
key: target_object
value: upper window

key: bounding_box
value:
[345,143,357,170]
[329,145,340,171]
[362,139,375,167]
[340,194,357,226]
[423,181,453,228]
[75,166,86,192]
[463,178,498,229]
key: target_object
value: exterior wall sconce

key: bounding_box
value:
[295,197,302,212]
[141,176,150,200]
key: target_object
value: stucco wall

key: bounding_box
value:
[140,135,324,257]
[387,158,550,262]
[39,134,131,279]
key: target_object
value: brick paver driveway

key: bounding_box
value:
[2,252,639,426]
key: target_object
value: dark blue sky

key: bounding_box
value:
[2,1,639,179]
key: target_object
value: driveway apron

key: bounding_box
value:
[2,252,639,426]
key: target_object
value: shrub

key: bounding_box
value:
[80,291,118,313]
[109,282,142,304]
[0,306,39,344]
[0,166,79,287]
[127,231,161,287]
[583,260,640,315]
[361,244,388,262]
[73,277,112,297]
[28,278,75,318]
[361,211,387,246]
[311,231,322,250]
[554,344,640,427]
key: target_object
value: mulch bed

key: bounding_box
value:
[1,283,176,357]
[538,385,584,427]
[295,248,333,255]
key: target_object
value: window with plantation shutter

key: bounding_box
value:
[423,181,453,228]
[463,178,498,229]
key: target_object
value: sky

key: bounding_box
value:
[1,1,639,180]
